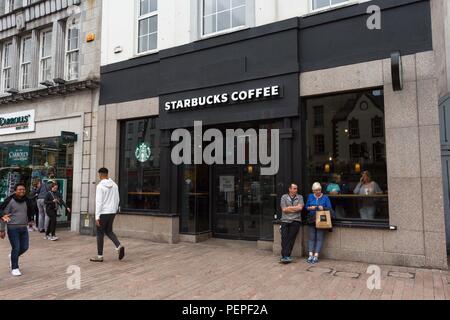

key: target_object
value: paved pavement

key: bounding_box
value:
[0,230,449,300]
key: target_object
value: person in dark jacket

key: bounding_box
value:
[44,182,70,241]
[36,179,50,233]
[0,183,34,276]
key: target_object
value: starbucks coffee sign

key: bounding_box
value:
[0,110,35,135]
[135,142,151,162]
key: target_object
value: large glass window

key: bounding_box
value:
[306,89,388,224]
[203,0,246,36]
[0,137,74,223]
[312,0,348,11]
[137,0,158,53]
[119,118,160,212]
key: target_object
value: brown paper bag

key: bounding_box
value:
[315,211,332,229]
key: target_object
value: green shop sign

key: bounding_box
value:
[7,146,30,166]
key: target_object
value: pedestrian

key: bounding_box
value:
[36,179,50,233]
[305,182,332,264]
[0,183,34,276]
[44,182,71,241]
[29,180,40,231]
[279,183,304,264]
[90,168,125,262]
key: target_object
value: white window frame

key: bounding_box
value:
[310,0,355,13]
[19,35,32,90]
[39,28,53,84]
[135,0,158,56]
[65,19,80,81]
[1,41,13,93]
[200,0,248,39]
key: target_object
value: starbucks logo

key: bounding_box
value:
[135,142,151,163]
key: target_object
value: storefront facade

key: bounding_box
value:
[99,0,448,268]
[0,0,102,232]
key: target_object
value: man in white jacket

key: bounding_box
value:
[90,167,125,262]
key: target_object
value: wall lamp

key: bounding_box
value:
[391,51,403,91]
[53,78,66,85]
[6,88,19,94]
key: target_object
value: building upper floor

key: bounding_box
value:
[102,0,373,66]
[0,0,101,99]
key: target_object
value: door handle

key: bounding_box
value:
[237,195,242,208]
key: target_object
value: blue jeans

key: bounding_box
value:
[308,226,325,254]
[7,227,29,270]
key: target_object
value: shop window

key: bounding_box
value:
[203,0,246,36]
[20,36,32,90]
[372,116,384,138]
[306,89,388,224]
[137,0,158,54]
[0,137,74,223]
[65,19,80,81]
[1,41,12,92]
[39,29,53,83]
[312,0,348,11]
[313,105,324,128]
[119,117,160,212]
[314,134,325,155]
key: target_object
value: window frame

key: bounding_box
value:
[65,18,80,81]
[1,41,13,94]
[135,0,158,56]
[200,0,248,39]
[310,0,352,13]
[39,28,53,84]
[4,0,15,14]
[19,35,32,91]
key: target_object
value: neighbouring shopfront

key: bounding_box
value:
[98,0,448,268]
[0,137,74,223]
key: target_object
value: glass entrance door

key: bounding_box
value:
[213,165,262,240]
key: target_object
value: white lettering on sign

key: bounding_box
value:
[165,85,282,112]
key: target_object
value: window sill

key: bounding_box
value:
[119,210,179,218]
[199,25,250,41]
[133,49,159,59]
[273,219,395,230]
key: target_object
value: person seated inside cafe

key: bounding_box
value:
[353,170,383,220]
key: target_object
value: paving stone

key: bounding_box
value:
[334,271,361,279]
[306,266,333,274]
[388,271,416,279]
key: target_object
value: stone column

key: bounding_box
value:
[30,29,40,88]
[52,20,66,81]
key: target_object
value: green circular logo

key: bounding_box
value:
[135,142,151,163]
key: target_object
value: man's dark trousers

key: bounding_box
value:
[281,221,301,258]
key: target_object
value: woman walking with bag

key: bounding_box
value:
[305,182,332,264]
[44,182,71,241]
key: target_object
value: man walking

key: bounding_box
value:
[90,168,125,262]
[0,183,33,276]
[279,183,304,264]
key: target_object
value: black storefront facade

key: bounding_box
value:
[98,0,449,268]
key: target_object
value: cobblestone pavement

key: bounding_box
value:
[0,230,449,300]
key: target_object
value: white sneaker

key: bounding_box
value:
[50,236,59,241]
[11,269,22,276]
[44,235,50,240]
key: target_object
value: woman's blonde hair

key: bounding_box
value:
[312,182,322,191]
